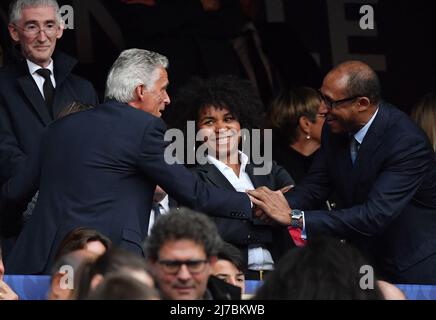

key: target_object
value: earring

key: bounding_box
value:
[306,135,311,140]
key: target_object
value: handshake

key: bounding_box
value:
[246,185,294,226]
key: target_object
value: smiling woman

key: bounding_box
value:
[170,75,295,279]
[171,75,263,171]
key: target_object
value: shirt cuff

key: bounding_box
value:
[301,211,307,240]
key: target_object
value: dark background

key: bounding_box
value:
[0,0,435,114]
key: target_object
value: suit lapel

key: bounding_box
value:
[330,131,353,202]
[51,51,76,118]
[246,163,269,188]
[350,103,389,195]
[17,74,52,125]
[195,164,236,190]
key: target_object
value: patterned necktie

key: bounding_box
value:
[350,136,360,164]
[36,68,54,118]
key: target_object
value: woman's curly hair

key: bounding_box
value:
[168,75,264,132]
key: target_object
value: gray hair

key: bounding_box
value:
[105,48,169,104]
[9,0,63,25]
[144,208,222,261]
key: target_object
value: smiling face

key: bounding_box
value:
[320,71,360,134]
[151,239,214,300]
[8,6,64,68]
[197,106,241,162]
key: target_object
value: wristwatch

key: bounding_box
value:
[289,209,304,229]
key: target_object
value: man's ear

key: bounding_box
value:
[8,23,20,42]
[56,21,64,39]
[357,97,371,111]
[135,84,145,101]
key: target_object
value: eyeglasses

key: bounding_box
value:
[158,259,209,274]
[13,23,59,37]
[317,90,360,110]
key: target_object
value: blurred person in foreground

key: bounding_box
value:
[145,208,241,300]
[254,237,404,300]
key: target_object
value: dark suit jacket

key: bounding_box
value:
[0,50,98,236]
[286,102,436,283]
[5,100,252,275]
[192,161,295,264]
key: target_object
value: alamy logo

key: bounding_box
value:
[359,265,375,290]
[359,5,375,30]
[60,5,74,30]
[59,265,74,290]
[163,123,273,175]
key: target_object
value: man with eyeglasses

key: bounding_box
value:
[249,60,436,285]
[145,208,241,300]
[0,0,98,254]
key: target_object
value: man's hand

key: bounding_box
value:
[0,280,19,300]
[247,186,292,226]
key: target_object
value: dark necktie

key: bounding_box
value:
[152,202,162,221]
[36,68,54,118]
[350,136,360,164]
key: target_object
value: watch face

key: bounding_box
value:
[292,210,302,219]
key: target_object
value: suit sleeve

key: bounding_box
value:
[0,128,42,204]
[285,138,333,210]
[137,117,253,220]
[303,134,433,240]
[0,99,27,183]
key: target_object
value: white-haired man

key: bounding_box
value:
[5,48,252,275]
[0,0,98,253]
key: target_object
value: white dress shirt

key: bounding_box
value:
[27,59,56,99]
[207,152,274,271]
[147,195,170,236]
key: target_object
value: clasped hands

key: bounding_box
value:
[247,186,293,226]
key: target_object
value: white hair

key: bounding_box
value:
[9,0,63,25]
[105,49,169,104]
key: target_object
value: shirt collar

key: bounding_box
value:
[354,107,379,145]
[207,151,249,173]
[27,59,54,76]
[159,194,169,210]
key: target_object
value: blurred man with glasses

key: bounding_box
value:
[249,60,436,285]
[0,0,98,255]
[145,208,241,300]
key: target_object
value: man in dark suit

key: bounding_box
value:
[249,61,436,284]
[0,0,98,244]
[4,48,252,275]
